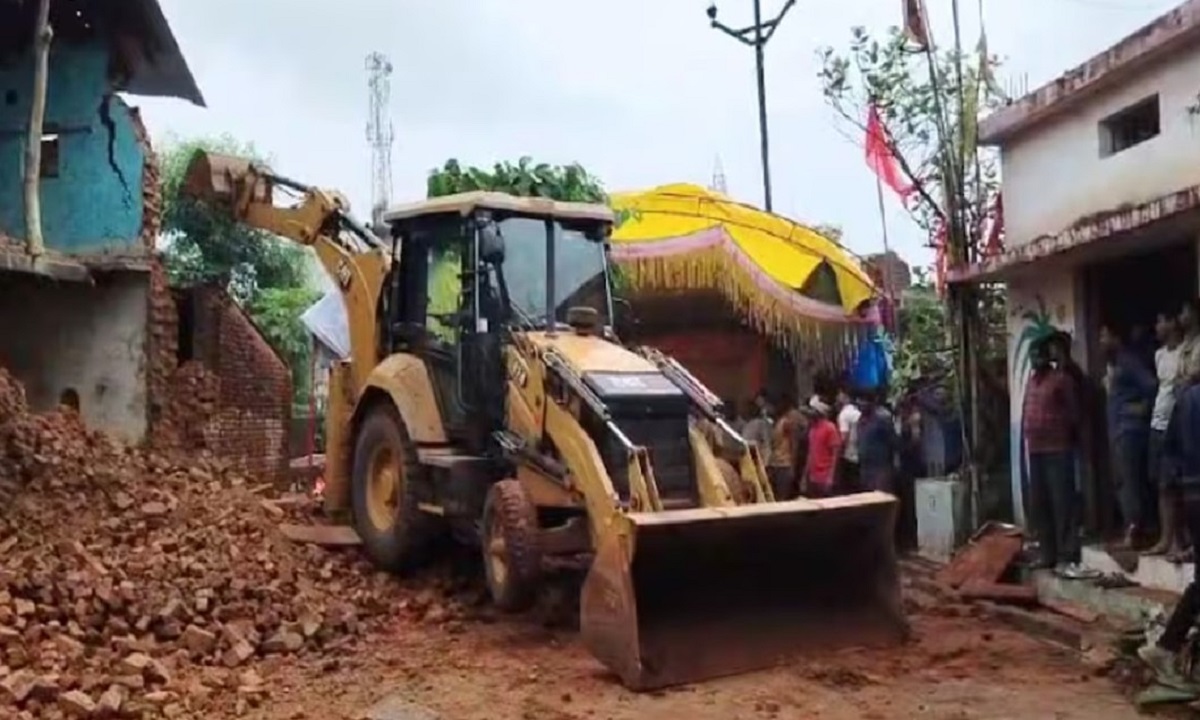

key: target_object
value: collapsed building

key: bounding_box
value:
[0,0,291,481]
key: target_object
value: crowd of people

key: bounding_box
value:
[1022,301,1200,575]
[1018,298,1200,684]
[726,382,963,551]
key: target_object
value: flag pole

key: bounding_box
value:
[873,174,894,302]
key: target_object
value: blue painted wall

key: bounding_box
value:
[0,42,145,254]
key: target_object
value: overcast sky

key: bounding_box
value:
[138,0,1182,270]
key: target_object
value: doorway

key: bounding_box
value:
[1082,238,1198,537]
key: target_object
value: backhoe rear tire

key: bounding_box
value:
[350,405,435,574]
[482,480,542,612]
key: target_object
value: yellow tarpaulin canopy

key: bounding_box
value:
[610,184,875,348]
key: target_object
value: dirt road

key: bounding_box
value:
[242,599,1141,720]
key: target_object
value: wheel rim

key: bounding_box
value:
[486,519,509,591]
[365,443,401,531]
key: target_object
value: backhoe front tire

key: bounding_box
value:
[350,405,434,574]
[482,480,542,612]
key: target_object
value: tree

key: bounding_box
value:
[812,223,844,242]
[158,135,318,404]
[891,273,952,395]
[249,286,322,407]
[425,157,630,296]
[159,135,311,304]
[818,22,1009,481]
[427,157,607,203]
[818,25,1004,250]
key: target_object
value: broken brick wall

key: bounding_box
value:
[183,286,292,482]
[130,106,291,482]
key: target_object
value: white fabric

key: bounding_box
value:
[807,395,831,414]
[300,291,350,359]
[1152,344,1180,431]
[837,403,862,462]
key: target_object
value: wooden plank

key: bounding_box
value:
[937,528,1025,589]
[278,523,361,547]
[959,580,1039,605]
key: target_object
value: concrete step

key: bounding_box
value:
[1079,544,1193,594]
[1032,568,1174,627]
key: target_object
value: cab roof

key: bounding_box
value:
[383,191,614,225]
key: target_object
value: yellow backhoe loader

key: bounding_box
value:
[182,150,907,690]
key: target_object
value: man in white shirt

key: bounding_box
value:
[1148,313,1183,555]
[836,387,862,493]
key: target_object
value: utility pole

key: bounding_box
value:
[706,0,796,213]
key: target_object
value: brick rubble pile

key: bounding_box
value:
[0,367,415,719]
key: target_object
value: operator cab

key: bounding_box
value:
[381,192,616,451]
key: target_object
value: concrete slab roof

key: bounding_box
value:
[978,0,1200,146]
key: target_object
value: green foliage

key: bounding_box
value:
[159,135,311,304]
[891,277,953,397]
[812,223,844,242]
[250,287,322,402]
[427,157,607,203]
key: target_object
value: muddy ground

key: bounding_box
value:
[0,367,1152,720]
[238,584,1142,720]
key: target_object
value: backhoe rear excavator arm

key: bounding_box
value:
[181,150,390,396]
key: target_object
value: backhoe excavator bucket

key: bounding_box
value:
[181,151,262,206]
[581,492,907,690]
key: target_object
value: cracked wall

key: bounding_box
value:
[0,42,144,254]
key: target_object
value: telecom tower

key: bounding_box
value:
[365,52,394,230]
[710,155,728,194]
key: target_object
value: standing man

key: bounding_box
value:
[1147,313,1183,556]
[1102,325,1159,548]
[1047,331,1089,556]
[802,396,841,498]
[856,389,898,494]
[767,394,804,500]
[836,386,862,493]
[1169,300,1200,561]
[1139,379,1200,686]
[1023,339,1081,572]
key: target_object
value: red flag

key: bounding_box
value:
[983,193,1004,257]
[865,105,914,201]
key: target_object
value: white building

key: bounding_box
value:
[952,0,1200,534]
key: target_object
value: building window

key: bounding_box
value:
[1099,95,1160,157]
[39,132,59,178]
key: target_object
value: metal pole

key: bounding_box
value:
[752,0,772,212]
[707,0,795,213]
[873,175,893,301]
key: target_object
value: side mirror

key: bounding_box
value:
[480,221,506,264]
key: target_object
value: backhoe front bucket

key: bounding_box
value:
[581,492,907,690]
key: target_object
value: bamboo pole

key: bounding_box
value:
[23,0,53,257]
